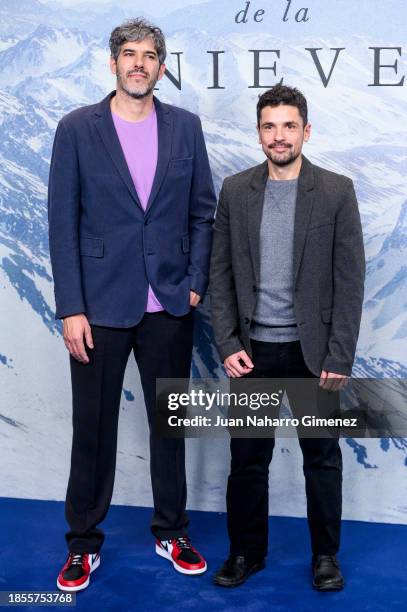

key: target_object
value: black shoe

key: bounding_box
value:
[213,555,265,587]
[312,555,344,591]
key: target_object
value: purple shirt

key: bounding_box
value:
[112,105,163,313]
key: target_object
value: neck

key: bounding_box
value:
[111,88,154,122]
[267,154,302,180]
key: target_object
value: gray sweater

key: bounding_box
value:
[250,177,299,342]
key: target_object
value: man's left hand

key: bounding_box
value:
[319,370,348,392]
[190,290,201,307]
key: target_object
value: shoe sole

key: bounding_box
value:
[213,560,266,587]
[155,544,207,575]
[312,579,344,591]
[57,557,100,592]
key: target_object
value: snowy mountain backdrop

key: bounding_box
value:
[0,0,406,523]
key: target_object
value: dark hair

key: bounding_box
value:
[257,84,308,126]
[109,18,166,64]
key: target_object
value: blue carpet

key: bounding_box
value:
[1,498,406,611]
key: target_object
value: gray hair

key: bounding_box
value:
[109,18,166,64]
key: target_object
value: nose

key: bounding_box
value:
[275,126,284,141]
[133,55,145,69]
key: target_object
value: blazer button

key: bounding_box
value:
[244,317,250,324]
[252,285,257,293]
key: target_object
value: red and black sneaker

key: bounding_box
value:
[57,552,100,592]
[156,537,207,575]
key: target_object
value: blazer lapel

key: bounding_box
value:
[145,96,173,214]
[93,91,142,210]
[247,161,268,284]
[293,155,315,286]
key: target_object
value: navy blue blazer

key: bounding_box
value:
[48,92,216,326]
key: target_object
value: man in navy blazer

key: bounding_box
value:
[49,18,216,592]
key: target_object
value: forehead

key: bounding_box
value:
[119,38,156,54]
[260,104,302,124]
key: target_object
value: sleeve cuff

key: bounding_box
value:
[189,274,208,300]
[217,339,245,362]
[322,356,352,376]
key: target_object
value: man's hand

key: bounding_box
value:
[224,350,254,378]
[190,290,201,307]
[63,314,94,364]
[319,370,348,392]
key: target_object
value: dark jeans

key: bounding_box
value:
[65,311,194,553]
[227,340,342,561]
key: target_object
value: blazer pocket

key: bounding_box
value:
[170,157,193,164]
[321,307,333,324]
[80,237,104,258]
[181,235,190,253]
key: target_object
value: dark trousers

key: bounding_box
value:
[65,311,194,553]
[227,340,342,561]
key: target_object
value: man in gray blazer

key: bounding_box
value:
[210,85,365,590]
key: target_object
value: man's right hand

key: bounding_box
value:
[63,314,94,364]
[224,350,254,378]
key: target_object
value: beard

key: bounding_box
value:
[116,66,160,100]
[265,144,301,167]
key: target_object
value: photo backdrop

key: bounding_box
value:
[0,0,406,523]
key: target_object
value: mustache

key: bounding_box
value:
[127,70,148,77]
[268,143,293,149]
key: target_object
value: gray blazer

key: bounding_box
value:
[209,155,365,376]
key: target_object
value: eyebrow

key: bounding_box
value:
[122,47,157,56]
[261,121,299,127]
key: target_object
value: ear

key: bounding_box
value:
[303,122,311,143]
[157,63,166,82]
[256,123,261,144]
[109,55,117,76]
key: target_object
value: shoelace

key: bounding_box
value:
[68,553,84,566]
[174,537,193,550]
